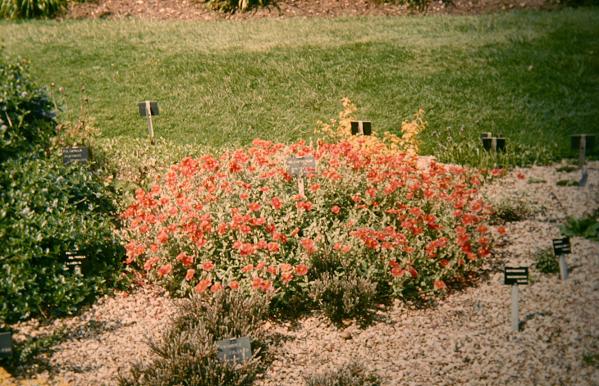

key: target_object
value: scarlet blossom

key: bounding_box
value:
[241,264,254,273]
[267,242,280,253]
[260,279,274,292]
[516,172,526,180]
[150,243,159,252]
[195,278,212,293]
[157,263,172,277]
[176,252,194,267]
[391,266,404,277]
[295,264,309,276]
[281,272,293,284]
[210,282,223,293]
[256,261,266,271]
[157,229,169,244]
[408,268,418,278]
[185,269,195,281]
[279,263,292,272]
[296,201,313,211]
[434,279,447,290]
[201,261,215,271]
[300,238,317,255]
[331,205,341,215]
[267,265,278,275]
[310,184,321,192]
[217,223,228,235]
[239,192,249,200]
[229,280,240,289]
[144,257,159,271]
[388,260,399,268]
[439,259,450,268]
[256,240,268,250]
[139,224,149,234]
[251,277,263,289]
[248,202,261,212]
[497,226,507,235]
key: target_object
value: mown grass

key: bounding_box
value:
[1,8,599,165]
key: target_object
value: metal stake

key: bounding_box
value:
[559,255,569,281]
[145,100,155,145]
[511,285,519,332]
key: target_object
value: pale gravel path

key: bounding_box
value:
[9,161,599,385]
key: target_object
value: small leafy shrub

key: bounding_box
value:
[305,361,381,386]
[560,211,599,241]
[119,289,270,386]
[490,199,530,223]
[556,179,579,187]
[556,165,578,173]
[0,56,55,162]
[0,0,67,19]
[534,248,559,274]
[201,0,269,13]
[309,271,378,325]
[0,155,124,323]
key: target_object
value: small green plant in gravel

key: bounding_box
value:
[490,199,531,224]
[201,0,269,12]
[560,211,599,241]
[556,179,579,187]
[305,361,382,386]
[119,289,271,386]
[534,248,559,274]
[583,352,599,368]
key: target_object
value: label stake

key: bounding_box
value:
[146,101,155,145]
[504,266,528,332]
[553,237,571,281]
[511,284,519,332]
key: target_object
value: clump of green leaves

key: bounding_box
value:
[490,198,531,223]
[119,290,270,386]
[0,56,55,162]
[309,271,378,325]
[560,211,599,241]
[305,361,382,386]
[534,248,559,274]
[556,179,579,187]
[0,0,67,19]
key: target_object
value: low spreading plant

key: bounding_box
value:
[560,210,599,241]
[120,104,496,319]
[534,248,559,274]
[305,361,381,386]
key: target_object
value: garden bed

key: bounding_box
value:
[7,160,599,385]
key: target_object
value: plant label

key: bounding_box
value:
[350,121,372,136]
[482,136,506,152]
[65,252,86,274]
[138,101,159,117]
[286,155,316,177]
[216,336,251,364]
[480,132,492,140]
[62,147,89,164]
[552,237,571,256]
[0,332,12,357]
[504,266,528,285]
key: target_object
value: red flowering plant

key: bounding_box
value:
[120,103,495,311]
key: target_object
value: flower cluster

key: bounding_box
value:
[120,132,496,303]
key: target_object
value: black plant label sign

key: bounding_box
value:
[63,147,89,164]
[216,336,252,364]
[0,332,12,357]
[552,237,571,256]
[138,101,159,117]
[504,266,528,285]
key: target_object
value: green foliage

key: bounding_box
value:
[490,198,531,224]
[119,290,270,386]
[556,179,579,186]
[0,327,67,376]
[0,56,55,163]
[0,155,124,323]
[560,211,599,241]
[583,352,599,368]
[305,361,382,386]
[202,0,269,12]
[534,248,559,274]
[309,271,378,325]
[0,0,67,19]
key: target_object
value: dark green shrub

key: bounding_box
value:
[490,199,531,224]
[0,56,55,162]
[305,361,382,386]
[119,290,270,386]
[560,212,599,241]
[0,0,67,19]
[309,271,377,325]
[534,248,559,274]
[201,0,269,13]
[0,155,124,323]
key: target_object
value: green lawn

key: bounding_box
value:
[1,8,599,165]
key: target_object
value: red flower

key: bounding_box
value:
[281,272,293,284]
[279,263,292,272]
[300,238,317,255]
[242,264,254,273]
[144,257,159,271]
[497,226,507,235]
[176,252,194,267]
[229,280,240,289]
[201,261,215,271]
[295,264,309,276]
[185,269,195,281]
[267,242,280,253]
[248,202,261,212]
[331,205,341,215]
[210,282,223,293]
[195,278,212,293]
[270,197,283,210]
[156,229,169,244]
[433,279,447,290]
[391,266,404,277]
[157,263,172,277]
[439,259,449,268]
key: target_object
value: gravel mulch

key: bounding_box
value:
[7,160,599,385]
